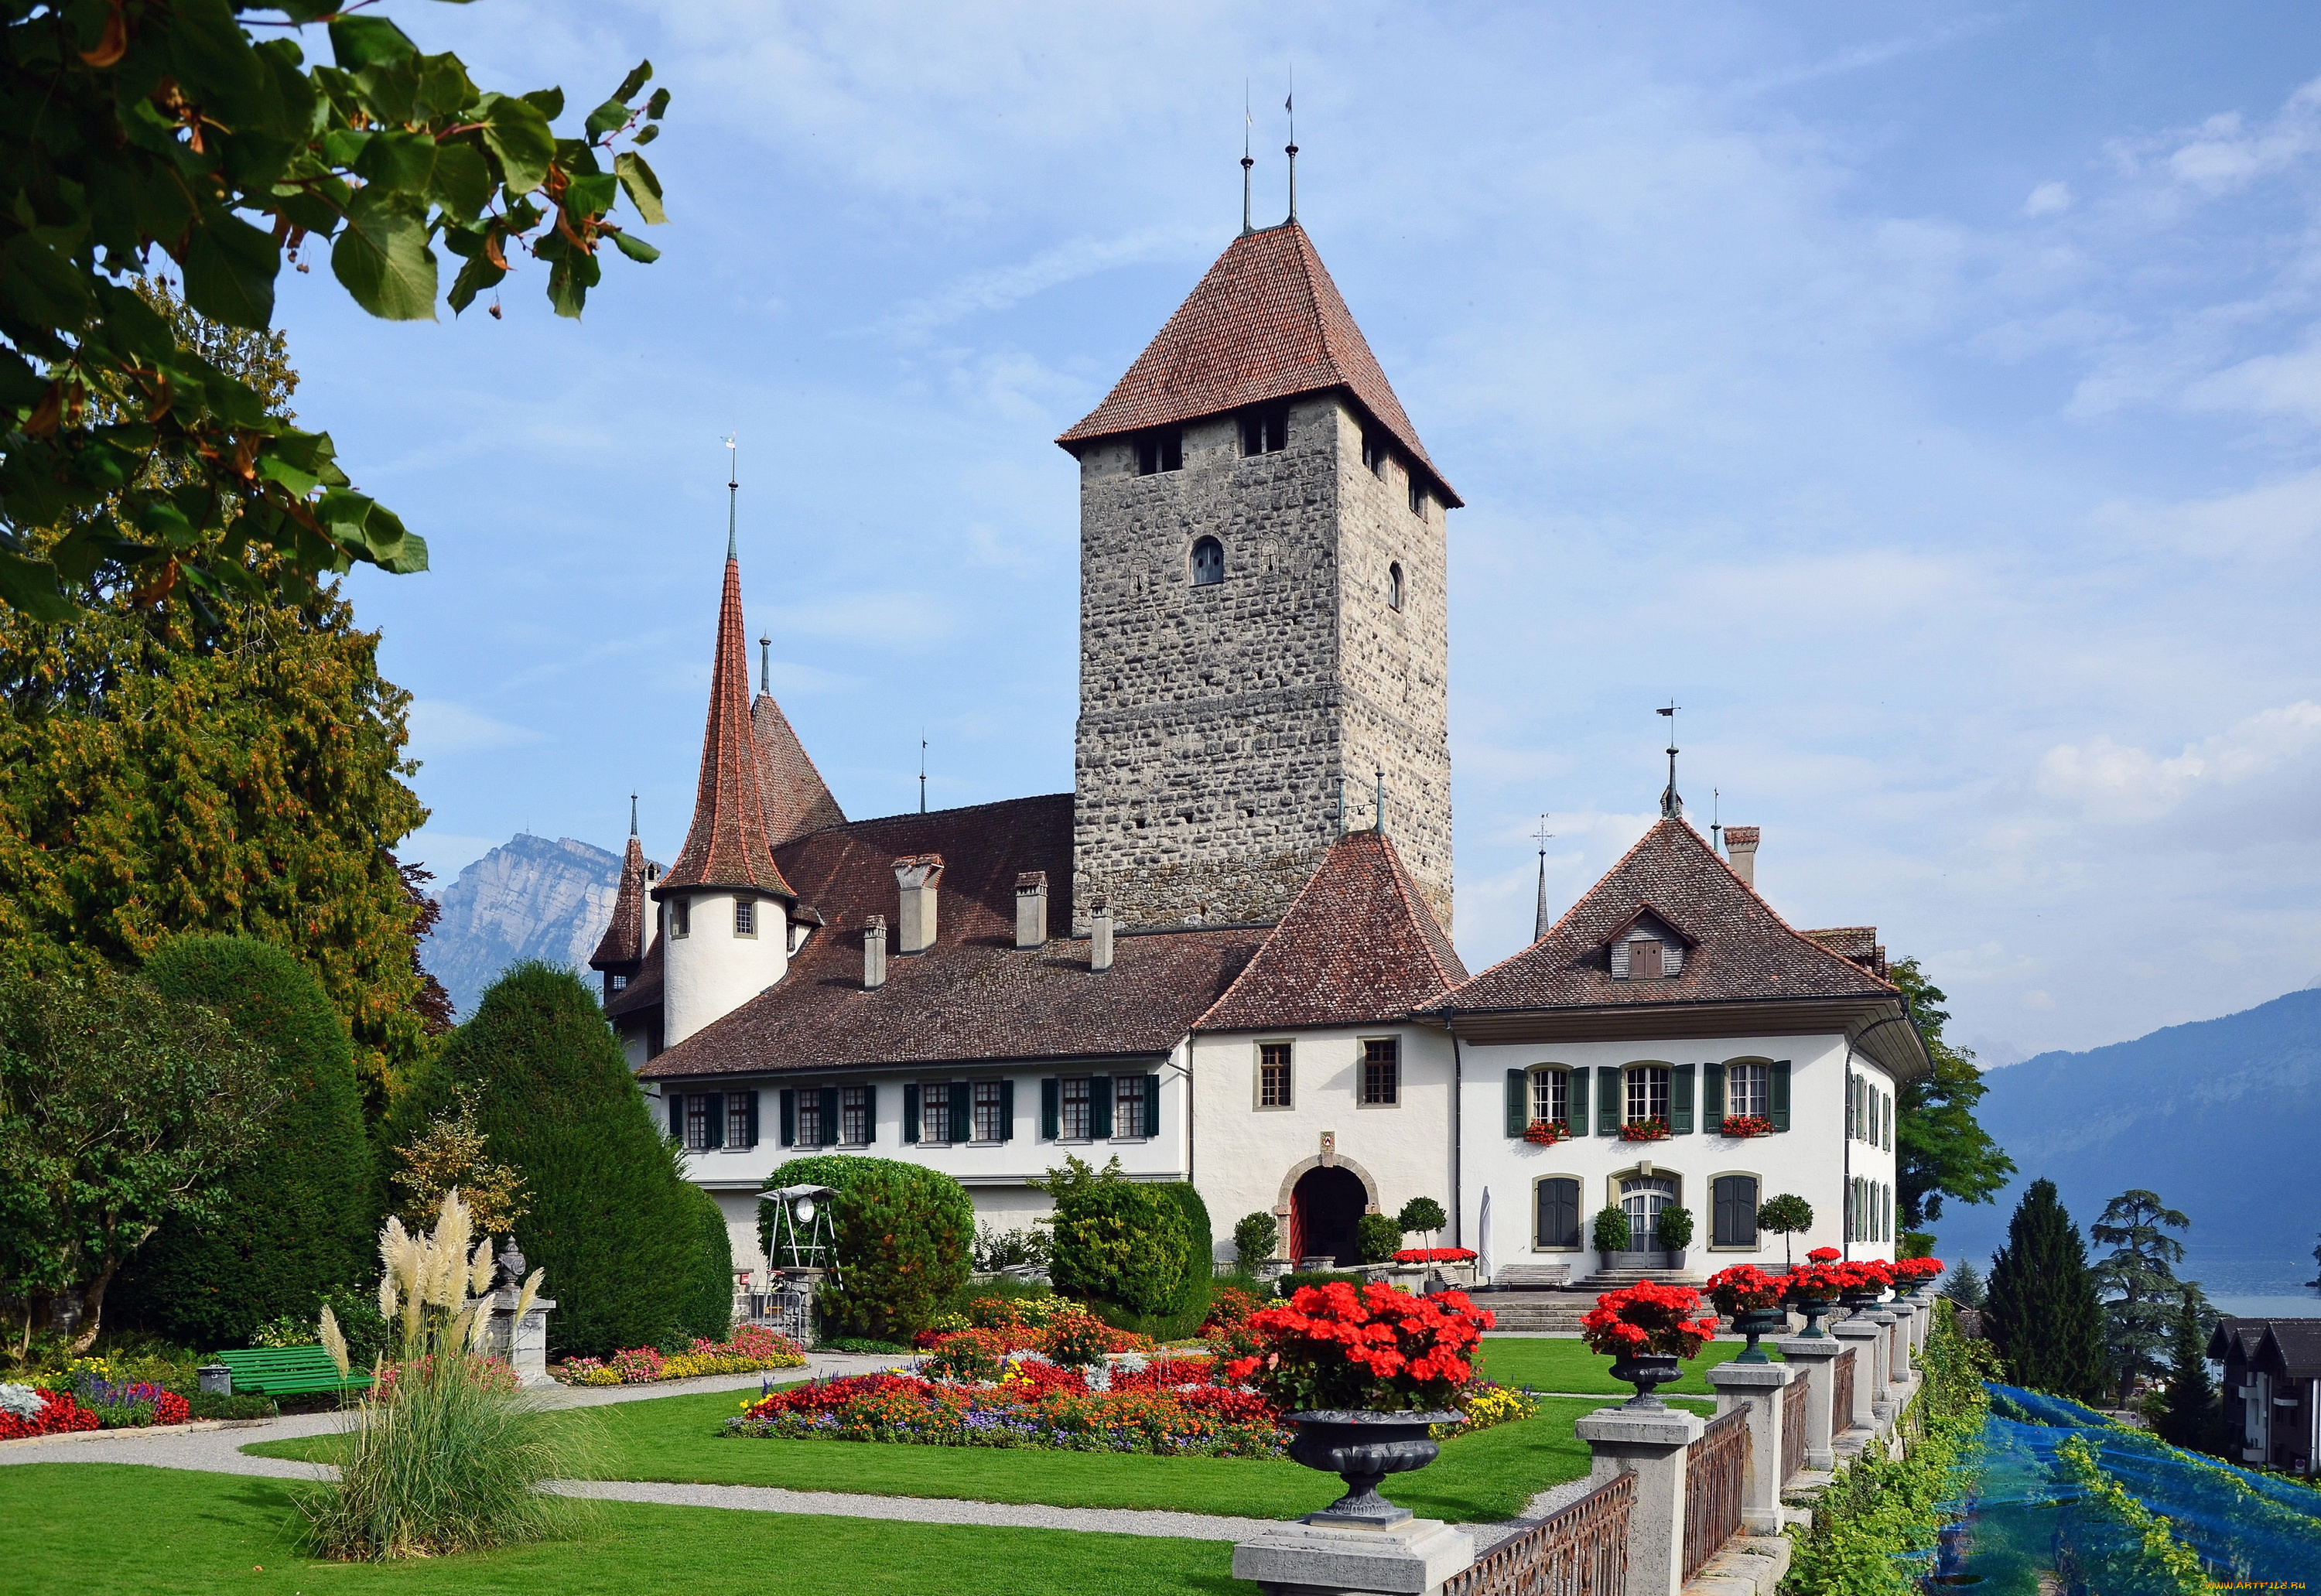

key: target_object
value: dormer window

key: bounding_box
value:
[1611,919,1687,980]
[1629,938,1663,979]
[1136,429,1182,476]
[1240,403,1288,456]
[1190,535,1225,586]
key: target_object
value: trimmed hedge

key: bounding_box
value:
[1159,1181,1214,1282]
[1049,1178,1205,1317]
[392,962,719,1358]
[676,1181,736,1343]
[761,1154,973,1341]
[115,935,378,1346]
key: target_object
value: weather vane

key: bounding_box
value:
[1657,702,1682,819]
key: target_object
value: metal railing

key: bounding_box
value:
[1782,1369,1810,1482]
[1683,1408,1749,1583]
[1443,1471,1633,1596]
[1834,1347,1857,1431]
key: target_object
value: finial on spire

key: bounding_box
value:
[1657,702,1682,819]
[1373,764,1386,836]
[1533,813,1554,942]
[1711,787,1721,849]
[723,433,739,561]
[630,791,639,838]
[758,634,771,696]
[1241,82,1255,237]
[919,732,928,815]
[1284,72,1298,223]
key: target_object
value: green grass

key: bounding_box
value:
[1475,1336,1774,1396]
[248,1382,1712,1526]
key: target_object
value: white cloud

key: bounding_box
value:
[2182,325,2321,425]
[2034,702,2321,825]
[2022,181,2073,217]
[408,702,546,757]
[2092,470,2321,559]
[2018,989,2056,1011]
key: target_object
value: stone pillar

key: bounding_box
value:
[1833,1320,1881,1438]
[1778,1337,1846,1471]
[1574,1406,1704,1596]
[484,1290,557,1387]
[1707,1362,1799,1534]
[1861,1311,1901,1423]
[1887,1303,1914,1380]
[1232,1522,1475,1594]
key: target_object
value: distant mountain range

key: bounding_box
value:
[1935,987,2321,1294]
[422,835,622,1020]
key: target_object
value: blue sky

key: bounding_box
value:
[291,2,2321,1065]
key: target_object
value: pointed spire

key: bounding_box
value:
[1241,83,1256,237]
[1658,702,1683,820]
[1373,765,1386,836]
[724,434,739,560]
[758,634,771,696]
[658,541,794,899]
[590,825,651,972]
[1284,73,1298,224]
[1533,813,1554,943]
[629,791,639,838]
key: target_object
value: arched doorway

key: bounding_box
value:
[1621,1175,1677,1253]
[1290,1166,1369,1266]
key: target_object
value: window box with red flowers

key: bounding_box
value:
[1522,1119,1569,1146]
[1579,1282,1720,1407]
[1719,1113,1775,1139]
[1619,1116,1670,1143]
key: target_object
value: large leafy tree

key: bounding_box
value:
[1984,1177,2111,1402]
[0,283,437,1115]
[0,963,277,1354]
[0,2,671,618]
[1890,958,2015,1232]
[2090,1188,2203,1406]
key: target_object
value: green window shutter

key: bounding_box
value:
[1670,1064,1694,1134]
[743,1090,761,1147]
[668,1092,685,1139]
[820,1087,839,1147]
[949,1085,971,1144]
[1597,1066,1620,1133]
[779,1089,795,1147]
[705,1092,726,1150]
[861,1083,877,1144]
[904,1082,920,1143]
[1567,1069,1587,1136]
[1091,1076,1113,1139]
[1769,1061,1791,1131]
[1041,1078,1059,1140]
[1704,1064,1725,1126]
[1000,1079,1017,1142]
[1144,1074,1161,1137]
[1506,1069,1527,1137]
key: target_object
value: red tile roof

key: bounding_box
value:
[588,836,651,972]
[753,692,846,846]
[637,795,1268,1078]
[1198,830,1468,1031]
[1800,927,1889,982]
[1056,222,1458,505]
[658,556,796,900]
[604,936,661,1020]
[1438,819,1899,1013]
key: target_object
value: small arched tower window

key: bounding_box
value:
[1387,562,1404,611]
[1191,535,1225,587]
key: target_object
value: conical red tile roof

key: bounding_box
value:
[589,836,651,971]
[658,555,795,899]
[1057,222,1458,505]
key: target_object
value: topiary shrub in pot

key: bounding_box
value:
[1656,1204,1694,1270]
[1592,1205,1631,1271]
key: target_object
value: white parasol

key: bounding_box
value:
[1477,1187,1494,1285]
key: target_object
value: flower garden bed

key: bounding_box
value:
[2,1363,192,1438]
[555,1325,806,1386]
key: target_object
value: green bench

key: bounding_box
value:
[213,1345,373,1396]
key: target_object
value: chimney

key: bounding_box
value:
[1015,871,1049,950]
[1723,825,1761,890]
[1089,903,1114,973]
[892,854,944,955]
[863,915,887,989]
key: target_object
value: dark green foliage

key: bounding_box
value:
[1232,1211,1280,1270]
[1654,1205,1694,1251]
[1356,1212,1403,1263]
[1985,1179,2111,1401]
[761,1155,972,1342]
[1889,959,2016,1229]
[2154,1287,2218,1452]
[1049,1178,1198,1317]
[2090,1188,2194,1404]
[391,962,704,1358]
[1158,1182,1214,1282]
[1942,1259,1988,1310]
[1277,1270,1366,1295]
[1396,1197,1448,1237]
[1592,1205,1631,1253]
[115,936,376,1348]
[1757,1194,1813,1266]
[188,1391,277,1421]
[674,1183,734,1343]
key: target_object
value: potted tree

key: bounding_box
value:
[1592,1205,1631,1274]
[1704,1265,1789,1362]
[1756,1193,1813,1268]
[1224,1280,1495,1526]
[1656,1205,1694,1271]
[1579,1281,1720,1407]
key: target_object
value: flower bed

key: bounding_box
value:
[1393,1248,1478,1264]
[912,1298,1149,1367]
[1619,1116,1670,1143]
[0,1383,102,1441]
[1719,1113,1774,1138]
[76,1377,190,1428]
[558,1325,806,1386]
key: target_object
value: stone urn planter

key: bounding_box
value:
[1730,1307,1789,1362]
[1607,1354,1683,1409]
[1787,1290,1837,1338]
[1285,1410,1464,1526]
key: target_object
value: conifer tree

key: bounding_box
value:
[1941,1258,1988,1310]
[2155,1286,2218,1452]
[1984,1178,2110,1401]
[2090,1188,2193,1406]
[113,935,378,1346]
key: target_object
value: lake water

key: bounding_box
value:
[2208,1292,2321,1319]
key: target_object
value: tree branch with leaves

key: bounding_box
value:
[1889,957,2015,1233]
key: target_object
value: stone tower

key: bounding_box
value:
[1057,220,1457,933]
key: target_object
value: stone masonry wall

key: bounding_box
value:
[1072,395,1452,933]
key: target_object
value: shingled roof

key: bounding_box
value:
[753,692,846,846]
[638,795,1269,1079]
[658,554,795,901]
[1435,820,1922,1078]
[1056,221,1458,505]
[588,836,651,973]
[1199,829,1467,1031]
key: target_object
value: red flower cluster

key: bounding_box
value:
[1892,1256,1945,1286]
[1223,1281,1492,1413]
[1111,1355,1217,1393]
[1393,1247,1478,1263]
[1198,1287,1262,1341]
[1523,1119,1569,1146]
[1702,1264,1787,1314]
[1619,1117,1671,1143]
[1806,1247,1842,1264]
[1579,1282,1720,1359]
[0,1387,101,1441]
[1719,1114,1775,1138]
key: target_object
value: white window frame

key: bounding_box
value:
[919,1080,953,1145]
[971,1079,1006,1144]
[839,1085,870,1147]
[1059,1075,1093,1140]
[1529,1066,1568,1126]
[1112,1074,1147,1140]
[1727,1062,1770,1121]
[793,1088,822,1148]
[1625,1064,1671,1125]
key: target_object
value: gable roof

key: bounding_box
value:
[658,554,796,900]
[1198,829,1468,1031]
[2213,1317,2321,1376]
[588,836,651,972]
[753,692,846,846]
[1056,221,1458,505]
[638,795,1268,1079]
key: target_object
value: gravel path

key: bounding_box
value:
[543,1478,1282,1542]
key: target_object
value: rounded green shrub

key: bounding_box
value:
[391,962,709,1358]
[1159,1181,1213,1287]
[675,1181,736,1342]
[1592,1205,1632,1252]
[1233,1211,1280,1270]
[1655,1205,1694,1250]
[1050,1179,1198,1317]
[115,935,378,1347]
[761,1153,972,1341]
[1356,1212,1403,1263]
[1396,1197,1448,1237]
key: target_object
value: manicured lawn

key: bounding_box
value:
[0,1463,1236,1595]
[247,1386,1714,1525]
[1475,1336,1776,1396]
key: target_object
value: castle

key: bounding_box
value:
[592,203,1926,1288]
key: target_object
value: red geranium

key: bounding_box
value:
[1619,1117,1671,1143]
[0,1387,101,1441]
[1222,1281,1492,1413]
[1806,1247,1842,1264]
[1892,1257,1944,1286]
[1579,1282,1720,1360]
[1703,1264,1787,1314]
[1719,1114,1775,1138]
[1393,1247,1478,1263]
[1785,1263,1843,1301]
[1523,1119,1569,1146]
[1829,1259,1893,1297]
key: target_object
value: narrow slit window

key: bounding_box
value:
[1258,1043,1292,1108]
[671,897,691,938]
[1409,478,1428,518]
[1362,1037,1400,1106]
[1387,562,1404,611]
[1362,430,1389,477]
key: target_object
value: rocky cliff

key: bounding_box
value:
[423,835,622,1019]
